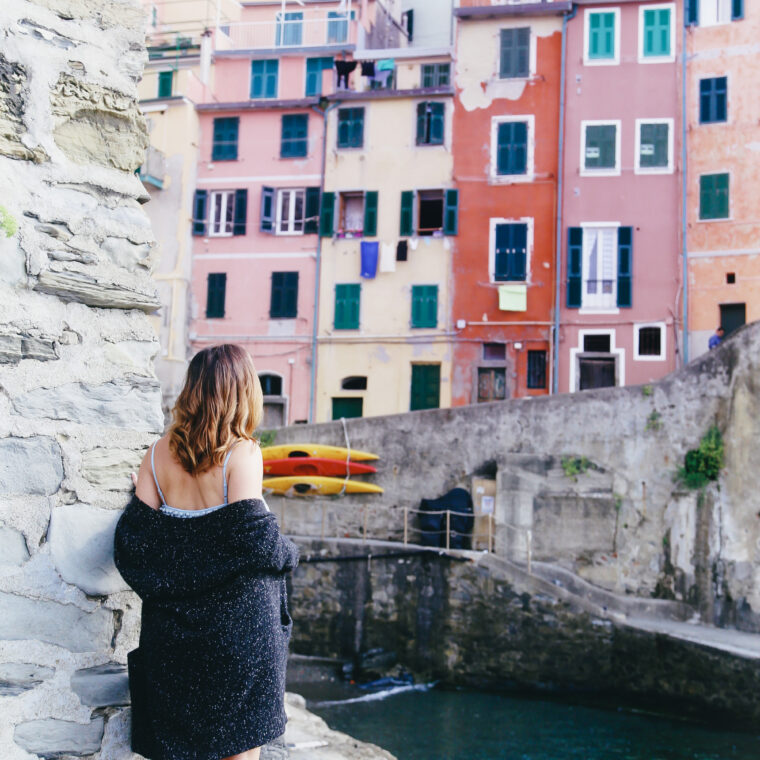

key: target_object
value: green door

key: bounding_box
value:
[332,397,363,420]
[410,364,440,411]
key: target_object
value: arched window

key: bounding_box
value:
[259,373,283,396]
[341,375,367,390]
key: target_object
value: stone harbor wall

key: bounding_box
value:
[0,0,162,756]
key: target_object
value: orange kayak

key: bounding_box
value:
[263,457,377,477]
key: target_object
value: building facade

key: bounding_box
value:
[685,0,756,357]
[559,0,683,393]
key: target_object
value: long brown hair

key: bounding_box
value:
[168,345,263,474]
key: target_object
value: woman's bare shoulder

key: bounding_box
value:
[227,438,263,501]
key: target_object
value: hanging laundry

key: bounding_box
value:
[370,69,393,89]
[408,237,419,250]
[396,240,408,261]
[335,59,358,88]
[379,242,396,272]
[376,59,395,71]
[360,241,379,279]
[498,284,527,312]
[361,60,375,77]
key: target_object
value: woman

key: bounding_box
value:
[114,344,299,760]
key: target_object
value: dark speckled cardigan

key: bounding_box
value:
[113,495,299,760]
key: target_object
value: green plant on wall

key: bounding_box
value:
[676,425,724,490]
[0,206,18,238]
[258,429,276,448]
[561,456,590,482]
[642,384,653,397]
[645,410,662,432]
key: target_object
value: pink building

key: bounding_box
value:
[558,0,682,392]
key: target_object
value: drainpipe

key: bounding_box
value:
[681,13,689,365]
[552,5,576,395]
[309,100,340,424]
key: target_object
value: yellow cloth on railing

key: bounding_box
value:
[498,284,527,311]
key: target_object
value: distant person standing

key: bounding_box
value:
[708,326,725,350]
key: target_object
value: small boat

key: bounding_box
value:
[263,476,384,495]
[264,457,377,477]
[261,444,379,462]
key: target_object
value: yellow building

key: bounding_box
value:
[314,47,456,421]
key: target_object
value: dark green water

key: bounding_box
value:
[305,686,760,760]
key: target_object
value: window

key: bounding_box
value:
[699,173,729,220]
[493,117,532,178]
[411,285,438,328]
[306,57,333,96]
[281,114,308,158]
[400,189,458,237]
[499,27,530,78]
[209,190,235,236]
[478,368,506,402]
[205,273,226,318]
[581,121,620,175]
[410,364,440,411]
[250,60,278,99]
[327,10,350,43]
[584,334,611,352]
[276,188,306,234]
[158,70,173,98]
[259,373,283,396]
[337,108,364,149]
[579,357,616,390]
[212,117,239,161]
[720,302,746,335]
[483,343,506,361]
[269,272,298,319]
[421,63,450,88]
[334,284,360,329]
[700,77,727,124]
[332,397,363,420]
[335,191,377,236]
[276,11,302,46]
[695,0,743,26]
[527,351,547,389]
[639,5,674,61]
[418,191,443,235]
[416,102,444,146]
[635,119,673,173]
[726,272,736,284]
[341,376,367,390]
[585,9,618,64]
[493,222,527,282]
[635,324,665,360]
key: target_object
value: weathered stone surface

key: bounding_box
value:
[82,447,142,490]
[0,332,58,364]
[0,592,112,652]
[71,663,129,706]
[0,525,30,570]
[0,437,63,496]
[49,504,128,595]
[34,268,160,311]
[0,54,48,163]
[12,378,164,431]
[0,662,54,696]
[14,716,105,755]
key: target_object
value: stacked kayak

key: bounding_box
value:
[262,444,382,495]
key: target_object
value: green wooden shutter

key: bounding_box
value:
[411,286,437,328]
[589,12,615,60]
[335,284,360,329]
[430,103,444,145]
[206,273,226,318]
[700,174,730,220]
[400,191,414,236]
[158,70,173,98]
[732,0,744,20]
[617,227,633,308]
[443,189,459,236]
[212,117,238,161]
[416,103,426,144]
[320,191,335,236]
[332,397,363,420]
[686,0,699,25]
[260,186,275,233]
[232,189,247,236]
[250,61,263,98]
[304,187,320,234]
[567,227,583,308]
[192,190,208,236]
[410,364,440,411]
[363,191,378,237]
[265,60,278,98]
[643,8,671,57]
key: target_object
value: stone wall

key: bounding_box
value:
[0,0,162,756]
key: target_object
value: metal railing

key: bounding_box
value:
[219,15,354,51]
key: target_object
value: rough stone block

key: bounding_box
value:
[0,333,58,364]
[49,504,128,595]
[0,662,54,696]
[82,447,142,490]
[12,378,164,432]
[14,716,105,756]
[71,663,129,706]
[0,525,30,570]
[0,592,112,652]
[0,437,63,496]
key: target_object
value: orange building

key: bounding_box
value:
[685,0,757,357]
[450,2,569,404]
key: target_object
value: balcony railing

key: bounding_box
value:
[218,13,356,51]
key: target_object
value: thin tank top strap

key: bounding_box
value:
[221,441,241,504]
[150,442,168,507]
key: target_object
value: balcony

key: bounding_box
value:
[139,146,167,190]
[217,10,357,52]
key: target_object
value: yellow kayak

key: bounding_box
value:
[261,444,379,462]
[263,476,384,495]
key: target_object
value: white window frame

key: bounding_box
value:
[487,216,533,284]
[698,0,733,27]
[583,7,621,67]
[275,188,306,236]
[634,118,674,174]
[578,221,621,314]
[580,120,622,177]
[490,114,535,184]
[209,190,235,237]
[634,322,667,361]
[569,329,626,392]
[638,3,676,64]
